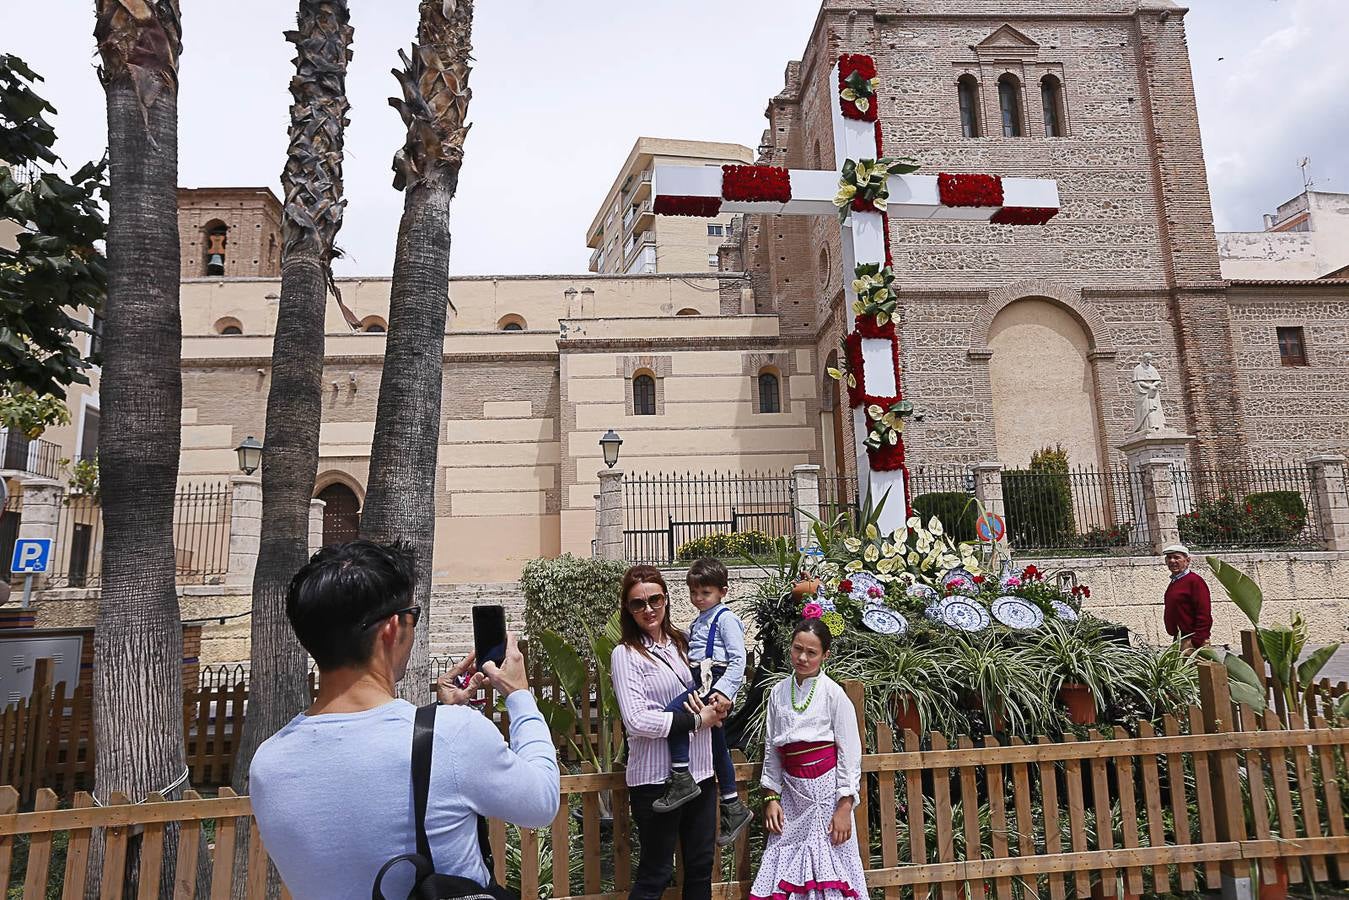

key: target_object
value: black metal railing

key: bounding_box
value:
[1001,467,1150,555]
[817,473,860,528]
[1171,464,1323,550]
[46,481,234,588]
[0,491,21,580]
[0,430,61,480]
[623,471,796,564]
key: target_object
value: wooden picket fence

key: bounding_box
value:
[0,664,1345,898]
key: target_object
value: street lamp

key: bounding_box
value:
[599,430,623,469]
[235,435,263,475]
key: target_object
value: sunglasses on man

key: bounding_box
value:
[360,605,422,631]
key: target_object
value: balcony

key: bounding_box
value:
[622,200,654,235]
[589,248,602,273]
[626,168,653,205]
[0,430,62,480]
[625,230,655,261]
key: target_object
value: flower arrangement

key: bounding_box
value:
[721,164,792,203]
[937,173,1004,208]
[838,54,880,121]
[652,195,723,218]
[990,206,1058,226]
[833,157,919,222]
[862,400,913,454]
[851,263,898,326]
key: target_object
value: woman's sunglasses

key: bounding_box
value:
[627,593,667,613]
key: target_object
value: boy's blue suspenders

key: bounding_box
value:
[705,606,729,660]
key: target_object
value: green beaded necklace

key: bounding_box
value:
[790,674,819,713]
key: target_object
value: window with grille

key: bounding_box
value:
[758,372,781,414]
[1041,75,1065,137]
[1277,327,1308,366]
[998,75,1023,137]
[958,75,981,138]
[633,374,657,416]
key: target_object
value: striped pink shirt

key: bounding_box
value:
[610,638,714,787]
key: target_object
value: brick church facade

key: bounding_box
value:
[730,0,1349,480]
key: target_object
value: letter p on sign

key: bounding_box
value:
[11,539,53,575]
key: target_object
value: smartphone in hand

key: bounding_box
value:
[472,604,508,671]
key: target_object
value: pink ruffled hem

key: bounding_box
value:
[749,878,860,900]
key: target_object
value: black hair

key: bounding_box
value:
[285,539,417,670]
[791,617,833,654]
[686,557,729,591]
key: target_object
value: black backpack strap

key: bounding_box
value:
[413,703,497,878]
[413,703,438,865]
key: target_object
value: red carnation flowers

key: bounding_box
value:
[938,173,1004,208]
[722,165,792,203]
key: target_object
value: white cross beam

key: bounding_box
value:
[653,57,1060,538]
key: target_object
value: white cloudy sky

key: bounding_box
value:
[9,0,1348,276]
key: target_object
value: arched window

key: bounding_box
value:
[998,75,1023,137]
[360,316,387,333]
[633,374,656,416]
[675,308,701,316]
[497,314,526,331]
[813,139,822,168]
[214,317,243,335]
[758,371,781,414]
[818,246,831,290]
[203,221,228,275]
[957,75,981,138]
[1041,75,1065,137]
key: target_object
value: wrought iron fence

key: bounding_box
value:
[1171,464,1324,550]
[623,471,796,564]
[1001,466,1151,554]
[817,472,860,528]
[46,481,234,588]
[0,430,61,480]
[0,491,20,579]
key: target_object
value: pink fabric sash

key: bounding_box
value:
[780,741,838,779]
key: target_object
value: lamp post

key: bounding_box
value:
[596,430,624,560]
[600,429,623,469]
[235,435,263,475]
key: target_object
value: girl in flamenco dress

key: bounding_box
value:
[750,618,868,900]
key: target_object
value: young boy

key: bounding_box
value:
[653,557,753,845]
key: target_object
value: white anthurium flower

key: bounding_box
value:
[887,430,899,445]
[852,278,868,295]
[847,374,858,388]
[845,559,864,572]
[915,537,931,556]
[907,551,920,566]
[852,300,866,316]
[867,404,883,420]
[907,516,921,529]
[877,312,890,326]
[891,527,907,543]
[841,87,859,102]
[855,96,871,113]
[881,541,897,557]
[844,537,862,553]
[876,556,896,574]
[872,195,888,211]
[869,77,880,89]
[864,544,880,563]
[928,517,943,536]
[865,524,879,540]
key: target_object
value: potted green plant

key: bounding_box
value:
[1027,618,1147,726]
[947,634,1051,735]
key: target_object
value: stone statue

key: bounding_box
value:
[1131,353,1165,434]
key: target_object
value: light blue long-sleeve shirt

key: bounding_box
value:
[250,692,559,899]
[688,602,747,701]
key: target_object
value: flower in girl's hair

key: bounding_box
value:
[802,603,824,620]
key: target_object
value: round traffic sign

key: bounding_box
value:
[975,512,1006,543]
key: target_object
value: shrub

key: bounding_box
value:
[1178,491,1308,548]
[1244,490,1307,532]
[911,491,978,543]
[1078,523,1132,549]
[1003,446,1076,549]
[675,530,786,562]
[520,554,628,663]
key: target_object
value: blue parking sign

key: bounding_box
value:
[10,539,53,575]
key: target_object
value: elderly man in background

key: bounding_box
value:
[1162,543,1212,651]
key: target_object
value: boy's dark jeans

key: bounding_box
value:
[663,664,738,798]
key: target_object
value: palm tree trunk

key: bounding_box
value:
[232,0,352,795]
[91,1,187,893]
[361,0,473,703]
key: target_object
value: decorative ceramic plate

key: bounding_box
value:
[991,595,1045,630]
[847,571,882,601]
[942,569,978,595]
[862,603,908,636]
[1051,600,1079,622]
[940,598,991,632]
[907,583,940,604]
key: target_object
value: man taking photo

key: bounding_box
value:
[250,540,559,899]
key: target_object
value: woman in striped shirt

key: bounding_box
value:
[610,565,729,900]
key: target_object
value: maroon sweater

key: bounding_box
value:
[1164,570,1212,646]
